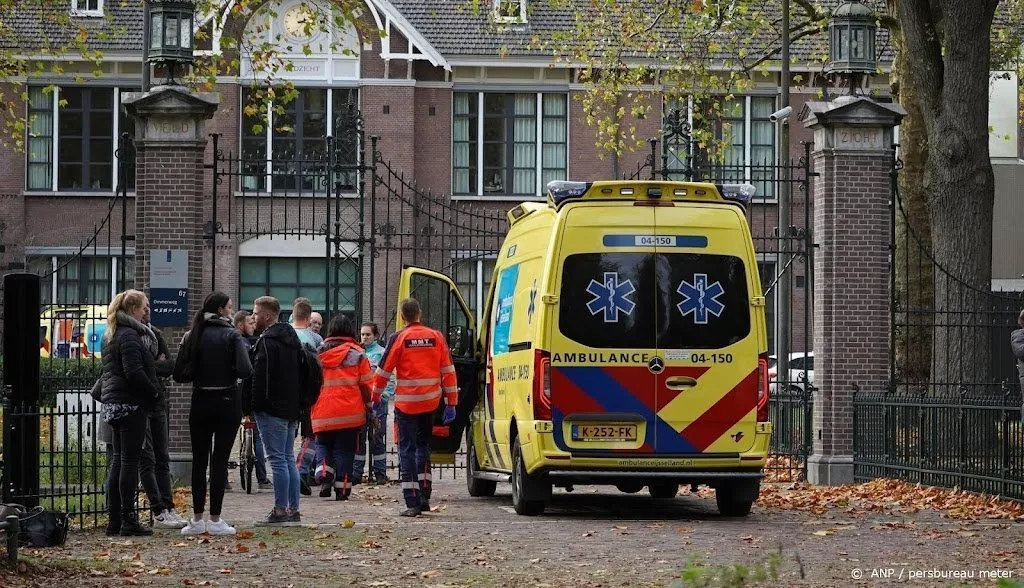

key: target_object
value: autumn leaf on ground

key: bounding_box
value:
[612,525,627,530]
[341,519,356,528]
[812,529,835,537]
[235,530,254,540]
[360,540,383,549]
[89,570,108,577]
[258,541,268,549]
[218,568,233,574]
[236,543,249,553]
[420,570,443,578]
[172,541,189,547]
[271,530,282,536]
[182,581,196,586]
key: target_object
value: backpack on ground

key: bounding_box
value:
[298,344,323,409]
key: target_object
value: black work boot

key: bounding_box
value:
[119,513,153,537]
[399,507,421,517]
[105,516,121,537]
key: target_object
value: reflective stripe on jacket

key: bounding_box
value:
[372,323,457,415]
[311,339,372,434]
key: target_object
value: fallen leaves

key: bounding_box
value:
[235,543,249,553]
[341,519,356,528]
[360,540,383,549]
[757,478,1024,520]
[235,530,254,540]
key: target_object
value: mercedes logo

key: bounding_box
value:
[647,357,665,374]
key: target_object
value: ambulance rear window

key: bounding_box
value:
[558,252,750,349]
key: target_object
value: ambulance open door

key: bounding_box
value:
[396,267,480,464]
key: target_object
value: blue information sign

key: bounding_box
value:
[149,250,189,327]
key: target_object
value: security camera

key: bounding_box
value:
[769,106,793,123]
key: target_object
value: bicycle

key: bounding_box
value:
[238,418,257,494]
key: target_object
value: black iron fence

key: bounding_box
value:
[852,155,1024,497]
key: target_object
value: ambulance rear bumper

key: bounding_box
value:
[544,470,763,484]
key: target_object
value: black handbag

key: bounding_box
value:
[0,504,68,547]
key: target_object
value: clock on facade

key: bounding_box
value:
[283,5,311,41]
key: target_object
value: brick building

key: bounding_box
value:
[1,0,1021,356]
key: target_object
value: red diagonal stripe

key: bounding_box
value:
[551,367,605,415]
[681,369,758,451]
[603,367,657,413]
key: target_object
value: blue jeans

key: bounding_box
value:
[255,413,300,511]
[353,401,388,481]
[253,420,269,484]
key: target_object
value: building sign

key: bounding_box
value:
[149,250,188,327]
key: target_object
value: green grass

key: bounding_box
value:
[673,551,783,588]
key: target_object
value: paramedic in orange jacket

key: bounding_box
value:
[372,298,458,517]
[311,314,373,501]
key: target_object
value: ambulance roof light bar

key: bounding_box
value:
[546,180,591,206]
[717,183,757,206]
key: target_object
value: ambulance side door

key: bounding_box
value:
[397,267,480,464]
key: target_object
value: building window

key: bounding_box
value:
[238,257,357,319]
[71,0,103,16]
[27,255,134,305]
[241,88,358,193]
[494,0,526,22]
[26,86,137,192]
[665,95,776,199]
[453,92,567,197]
[453,256,497,325]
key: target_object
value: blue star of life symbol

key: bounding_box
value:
[677,273,726,324]
[527,280,538,324]
[586,272,636,323]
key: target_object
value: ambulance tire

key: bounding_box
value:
[465,429,497,497]
[511,438,549,516]
[647,481,679,499]
[615,483,644,494]
[715,480,759,517]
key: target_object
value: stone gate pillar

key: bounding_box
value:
[800,96,905,486]
[123,87,219,481]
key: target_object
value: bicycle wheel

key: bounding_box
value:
[243,430,255,495]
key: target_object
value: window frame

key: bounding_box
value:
[28,254,131,305]
[25,85,136,194]
[239,87,360,195]
[452,91,568,200]
[664,94,778,201]
[70,0,104,17]
[493,0,527,23]
[237,256,359,317]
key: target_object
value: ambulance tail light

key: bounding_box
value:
[756,353,770,422]
[533,349,552,421]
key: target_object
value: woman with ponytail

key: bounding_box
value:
[173,292,252,536]
[100,289,161,536]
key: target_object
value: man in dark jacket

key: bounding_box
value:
[251,296,304,524]
[1013,310,1024,403]
[138,323,187,529]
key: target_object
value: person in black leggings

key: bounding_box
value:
[173,292,252,536]
[99,289,161,536]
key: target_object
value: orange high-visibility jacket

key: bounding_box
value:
[311,338,373,434]
[372,323,457,415]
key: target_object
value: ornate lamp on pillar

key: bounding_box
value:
[146,0,196,86]
[825,0,878,96]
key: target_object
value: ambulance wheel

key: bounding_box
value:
[466,429,496,497]
[647,481,679,499]
[616,482,644,494]
[715,480,759,517]
[511,438,549,516]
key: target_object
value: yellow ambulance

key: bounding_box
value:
[395,180,771,516]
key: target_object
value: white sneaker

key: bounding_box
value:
[206,519,236,536]
[155,510,188,529]
[180,519,207,536]
[168,509,187,524]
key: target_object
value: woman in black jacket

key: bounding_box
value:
[173,292,253,536]
[100,289,161,536]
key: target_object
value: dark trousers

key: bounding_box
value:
[315,428,359,498]
[107,407,149,521]
[189,393,240,517]
[395,409,433,509]
[140,409,173,515]
[297,435,318,481]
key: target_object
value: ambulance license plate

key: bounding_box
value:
[571,424,638,442]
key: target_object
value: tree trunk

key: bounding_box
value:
[897,0,998,394]
[887,8,933,390]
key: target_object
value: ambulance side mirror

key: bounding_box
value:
[447,325,472,358]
